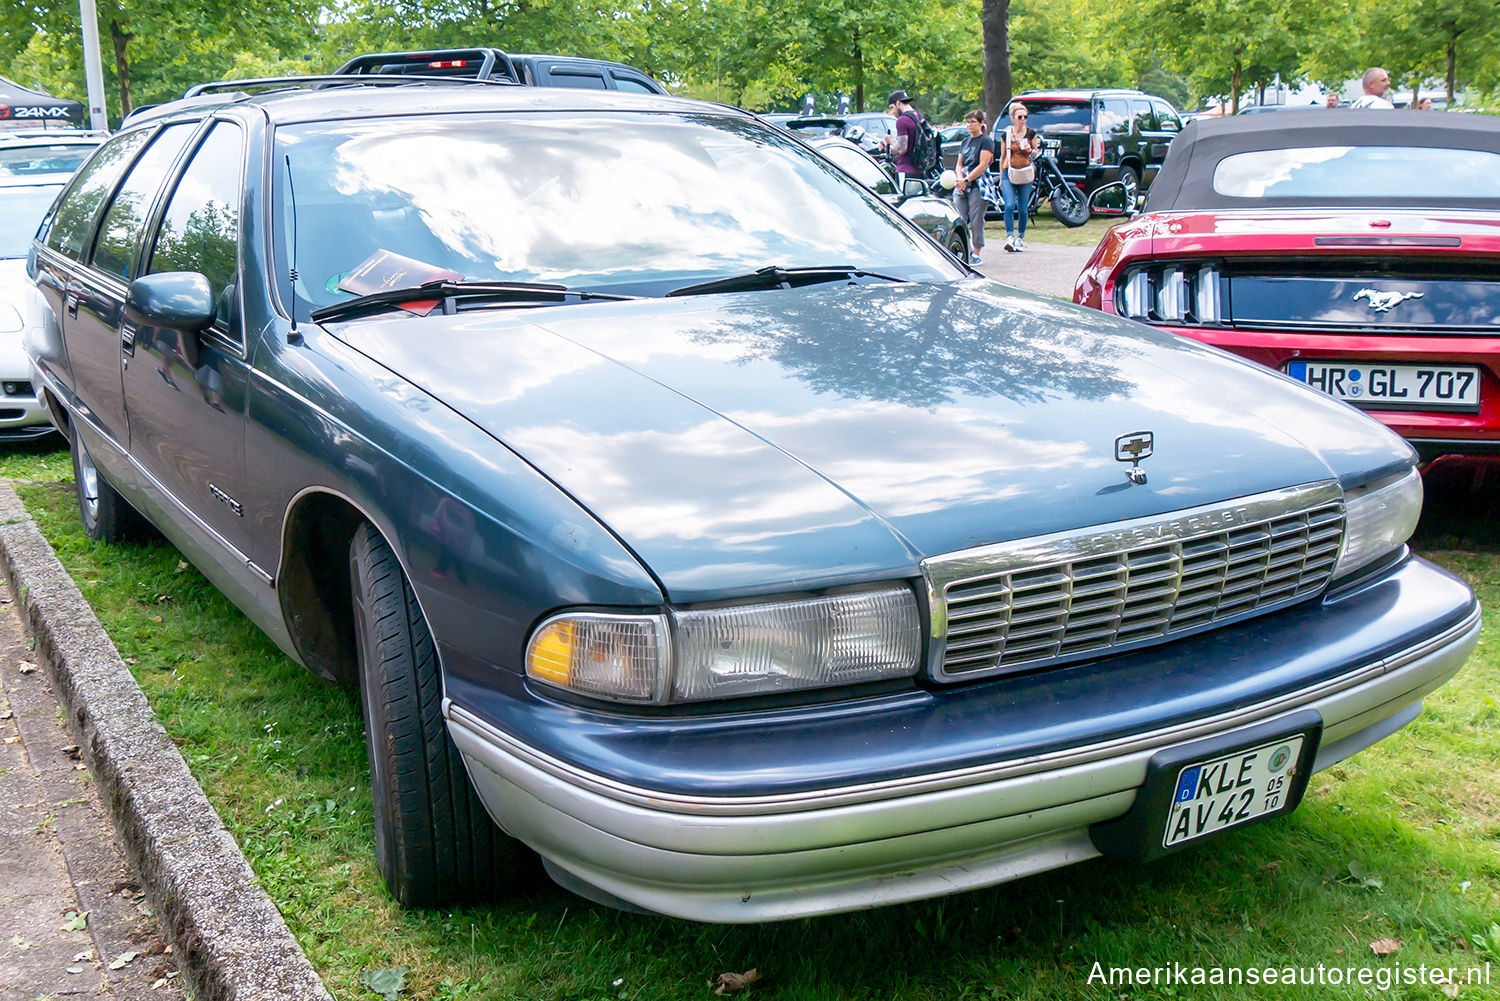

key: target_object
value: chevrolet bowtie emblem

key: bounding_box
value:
[1354,288,1423,313]
[1115,431,1154,485]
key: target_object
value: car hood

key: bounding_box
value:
[328,278,1408,601]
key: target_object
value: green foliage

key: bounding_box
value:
[1135,62,1192,110]
[1009,0,1133,95]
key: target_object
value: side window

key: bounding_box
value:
[1098,99,1131,139]
[43,130,150,260]
[1153,101,1182,133]
[148,123,244,334]
[610,73,656,94]
[548,70,608,89]
[90,124,197,281]
[1132,100,1158,133]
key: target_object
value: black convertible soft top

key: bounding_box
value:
[1143,109,1500,212]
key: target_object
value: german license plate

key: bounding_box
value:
[1163,736,1304,848]
[1285,360,1480,411]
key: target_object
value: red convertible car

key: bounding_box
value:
[1075,111,1500,470]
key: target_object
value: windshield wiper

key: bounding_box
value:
[309,279,637,322]
[666,265,909,298]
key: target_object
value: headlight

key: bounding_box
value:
[526,585,921,704]
[1333,467,1422,581]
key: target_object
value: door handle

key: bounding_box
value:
[64,281,85,319]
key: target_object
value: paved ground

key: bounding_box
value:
[0,581,184,1001]
[970,239,1095,299]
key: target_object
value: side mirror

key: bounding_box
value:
[844,125,866,144]
[902,177,927,198]
[125,272,216,332]
[1088,182,1133,217]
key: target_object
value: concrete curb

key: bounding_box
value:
[0,482,331,1001]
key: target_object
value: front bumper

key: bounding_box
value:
[446,557,1478,922]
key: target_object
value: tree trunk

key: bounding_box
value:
[981,0,1011,129]
[853,35,864,111]
[109,18,133,116]
[1446,35,1456,105]
[1230,56,1241,114]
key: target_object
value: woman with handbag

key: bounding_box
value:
[999,103,1039,252]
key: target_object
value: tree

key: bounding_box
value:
[980,0,1011,127]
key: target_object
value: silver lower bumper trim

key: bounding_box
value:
[446,606,1478,922]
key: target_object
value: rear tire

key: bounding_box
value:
[349,521,533,906]
[1051,183,1090,228]
[71,430,146,543]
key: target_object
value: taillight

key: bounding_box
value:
[1116,264,1223,325]
[1089,134,1104,165]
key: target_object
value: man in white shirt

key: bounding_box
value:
[1349,67,1394,109]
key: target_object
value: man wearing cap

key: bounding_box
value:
[880,90,921,176]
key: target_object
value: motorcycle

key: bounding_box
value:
[1025,137,1089,228]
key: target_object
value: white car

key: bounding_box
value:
[0,170,78,439]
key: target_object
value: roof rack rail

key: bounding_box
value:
[334,48,521,84]
[182,73,516,99]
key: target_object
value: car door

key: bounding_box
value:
[32,130,151,450]
[1143,100,1182,183]
[121,120,254,558]
[1130,99,1159,182]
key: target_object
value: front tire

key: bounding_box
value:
[349,521,532,906]
[1051,183,1089,228]
[70,430,145,543]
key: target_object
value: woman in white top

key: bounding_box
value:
[999,103,1039,252]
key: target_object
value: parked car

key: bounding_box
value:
[0,170,76,440]
[1075,111,1500,471]
[1001,88,1183,207]
[0,129,106,178]
[938,123,968,171]
[781,113,896,155]
[0,130,103,441]
[334,46,667,94]
[808,136,969,260]
[27,79,1477,922]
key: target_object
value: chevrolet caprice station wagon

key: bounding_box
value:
[26,79,1479,922]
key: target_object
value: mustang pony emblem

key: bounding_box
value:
[1353,288,1424,313]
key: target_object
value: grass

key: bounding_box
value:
[3,439,1498,1001]
[983,211,1120,249]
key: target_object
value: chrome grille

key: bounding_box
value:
[923,482,1345,681]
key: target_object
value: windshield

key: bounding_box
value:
[1212,146,1500,200]
[0,182,64,258]
[0,143,97,177]
[274,111,958,314]
[1019,101,1091,133]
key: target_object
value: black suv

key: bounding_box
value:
[999,89,1183,206]
[335,47,667,94]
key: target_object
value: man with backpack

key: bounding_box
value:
[881,90,940,180]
